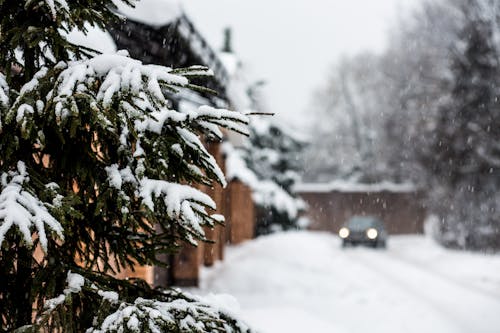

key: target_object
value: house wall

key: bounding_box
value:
[165,180,254,287]
[147,143,255,287]
[226,180,255,244]
[300,191,426,235]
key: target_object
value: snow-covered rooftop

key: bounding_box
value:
[114,0,182,27]
[65,22,117,54]
[295,180,417,193]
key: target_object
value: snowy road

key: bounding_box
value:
[194,231,500,333]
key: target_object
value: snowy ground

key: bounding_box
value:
[192,231,500,333]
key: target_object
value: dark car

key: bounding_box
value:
[339,216,387,248]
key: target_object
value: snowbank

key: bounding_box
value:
[196,231,500,333]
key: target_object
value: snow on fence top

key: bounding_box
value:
[114,0,182,27]
[295,180,417,193]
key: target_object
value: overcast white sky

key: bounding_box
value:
[183,0,419,127]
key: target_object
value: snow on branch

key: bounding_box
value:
[134,104,248,187]
[39,0,69,20]
[8,52,250,246]
[177,127,227,187]
[43,271,85,312]
[12,52,248,161]
[0,73,9,130]
[105,164,137,190]
[194,105,249,137]
[88,295,253,333]
[0,161,63,252]
[0,73,9,110]
[37,272,253,332]
[139,179,216,240]
[54,52,188,111]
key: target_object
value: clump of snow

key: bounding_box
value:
[64,22,117,54]
[98,290,119,303]
[0,73,9,112]
[114,0,183,27]
[19,67,48,96]
[211,214,225,223]
[44,294,66,312]
[64,271,85,294]
[171,143,183,156]
[16,104,34,123]
[43,270,85,312]
[135,109,185,133]
[0,161,64,252]
[105,164,136,190]
[139,179,215,241]
[105,164,123,189]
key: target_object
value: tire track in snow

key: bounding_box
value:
[347,248,500,333]
[339,249,467,333]
[386,248,500,300]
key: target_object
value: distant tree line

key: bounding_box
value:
[305,0,500,251]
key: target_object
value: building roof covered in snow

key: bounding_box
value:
[65,22,117,54]
[113,0,182,27]
[109,1,229,106]
[295,180,417,193]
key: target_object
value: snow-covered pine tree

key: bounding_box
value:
[242,118,307,235]
[0,1,253,331]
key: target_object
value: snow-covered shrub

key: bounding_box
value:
[224,117,307,235]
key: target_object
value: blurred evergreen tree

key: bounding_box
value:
[425,0,500,249]
[243,117,307,235]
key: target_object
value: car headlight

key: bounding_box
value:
[366,228,378,239]
[339,227,350,239]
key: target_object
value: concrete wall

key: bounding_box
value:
[300,190,426,235]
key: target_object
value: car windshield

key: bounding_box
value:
[347,217,379,230]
